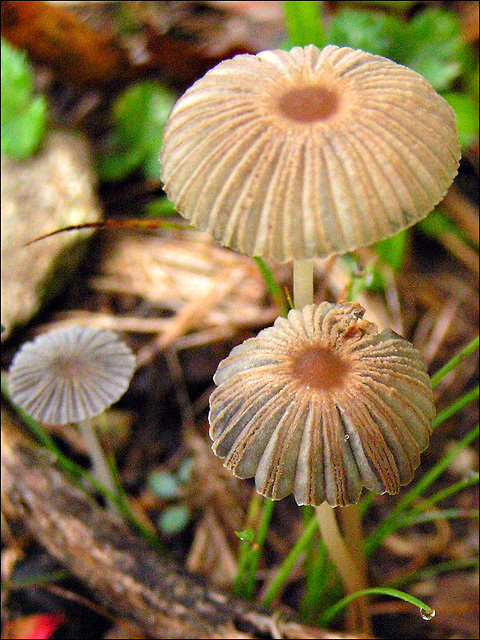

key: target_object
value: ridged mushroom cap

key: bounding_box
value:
[209,302,435,507]
[8,326,136,425]
[161,45,460,263]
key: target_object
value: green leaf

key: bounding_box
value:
[418,207,471,246]
[404,8,470,91]
[326,7,472,94]
[158,504,191,535]
[176,457,194,484]
[145,197,177,218]
[1,37,34,112]
[1,96,47,159]
[148,470,180,499]
[1,38,47,159]
[443,92,479,150]
[466,61,479,102]
[375,229,408,271]
[327,8,403,59]
[235,529,255,543]
[98,81,176,182]
[343,1,415,11]
[364,229,409,292]
[283,1,326,48]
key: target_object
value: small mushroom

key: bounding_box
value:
[161,44,460,263]
[8,326,136,425]
[8,326,136,499]
[209,302,435,507]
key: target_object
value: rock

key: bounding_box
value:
[1,130,102,338]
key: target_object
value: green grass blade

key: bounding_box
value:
[432,386,479,430]
[318,587,435,626]
[234,496,275,599]
[365,423,479,554]
[2,373,162,548]
[262,514,319,608]
[398,508,478,528]
[409,474,479,514]
[145,196,177,218]
[254,257,289,317]
[4,570,70,590]
[242,498,275,599]
[388,557,479,588]
[283,1,326,47]
[431,335,479,388]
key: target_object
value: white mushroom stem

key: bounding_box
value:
[316,502,370,634]
[78,417,117,509]
[339,504,368,588]
[293,259,314,310]
[292,260,370,635]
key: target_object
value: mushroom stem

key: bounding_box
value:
[78,417,117,509]
[290,271,370,635]
[339,504,368,588]
[316,501,371,635]
[293,259,314,310]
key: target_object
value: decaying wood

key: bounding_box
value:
[1,422,359,640]
[1,0,137,87]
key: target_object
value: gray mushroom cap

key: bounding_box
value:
[161,45,460,263]
[209,302,435,507]
[8,326,136,425]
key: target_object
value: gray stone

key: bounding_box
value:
[1,130,102,338]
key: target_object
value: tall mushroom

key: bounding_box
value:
[160,44,460,631]
[161,44,460,305]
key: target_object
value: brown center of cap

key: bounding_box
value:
[53,355,93,379]
[291,344,351,392]
[277,85,339,123]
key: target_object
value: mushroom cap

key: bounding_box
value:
[209,302,435,507]
[161,45,460,263]
[8,326,136,425]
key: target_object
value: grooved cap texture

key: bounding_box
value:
[8,326,136,425]
[161,45,460,263]
[209,302,435,507]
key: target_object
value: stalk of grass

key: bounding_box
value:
[3,570,70,590]
[388,557,479,588]
[299,542,333,622]
[365,423,479,555]
[283,1,326,48]
[432,386,479,430]
[318,587,435,627]
[2,374,162,549]
[145,196,178,218]
[409,473,479,514]
[262,512,320,608]
[397,507,478,528]
[234,492,263,595]
[359,490,377,514]
[254,257,289,317]
[234,496,275,599]
[431,335,479,388]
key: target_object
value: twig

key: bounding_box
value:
[1,420,359,640]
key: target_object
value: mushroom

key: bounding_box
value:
[161,44,460,305]
[8,326,136,501]
[160,44,458,629]
[209,302,435,507]
[210,300,436,630]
